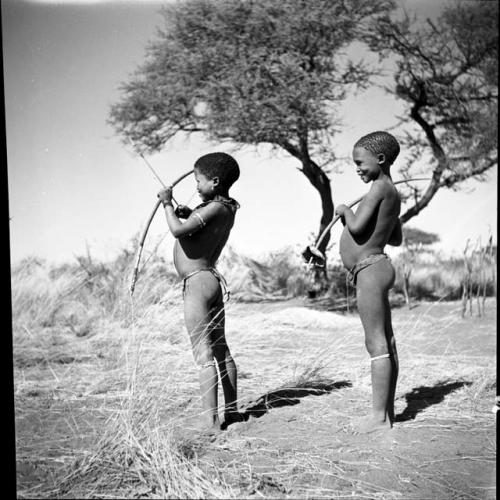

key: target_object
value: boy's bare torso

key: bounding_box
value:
[173,203,235,277]
[339,179,401,270]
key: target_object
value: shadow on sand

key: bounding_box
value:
[222,380,352,430]
[396,380,473,422]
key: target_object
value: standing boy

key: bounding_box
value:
[157,152,243,434]
[336,131,403,434]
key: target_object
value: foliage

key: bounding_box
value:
[110,0,392,154]
[109,0,396,252]
[369,0,498,223]
[402,226,440,247]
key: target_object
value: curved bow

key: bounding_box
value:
[307,177,431,264]
[129,169,194,295]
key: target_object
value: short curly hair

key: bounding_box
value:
[354,131,400,167]
[194,152,240,190]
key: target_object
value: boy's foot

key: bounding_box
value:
[203,423,223,441]
[192,422,223,443]
[221,411,247,430]
[352,415,392,434]
[177,419,222,448]
[185,416,222,434]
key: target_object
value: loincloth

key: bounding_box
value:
[347,253,390,286]
[182,267,230,302]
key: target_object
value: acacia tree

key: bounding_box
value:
[369,0,498,223]
[109,0,395,256]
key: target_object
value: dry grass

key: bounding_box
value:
[51,349,235,499]
[16,299,236,499]
[13,249,496,499]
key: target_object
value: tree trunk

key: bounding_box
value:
[300,159,335,255]
[280,139,334,288]
[300,158,334,290]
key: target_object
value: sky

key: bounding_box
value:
[3,0,497,267]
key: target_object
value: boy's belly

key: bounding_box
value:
[339,227,383,270]
[173,240,213,278]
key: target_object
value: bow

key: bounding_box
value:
[305,177,431,265]
[129,169,194,295]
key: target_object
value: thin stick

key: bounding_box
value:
[127,139,180,204]
[137,152,166,189]
[314,177,431,252]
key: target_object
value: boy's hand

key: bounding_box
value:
[302,245,326,267]
[158,187,173,205]
[174,205,192,219]
[335,204,348,216]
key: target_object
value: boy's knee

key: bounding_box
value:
[193,344,215,367]
[194,354,215,368]
[364,336,389,357]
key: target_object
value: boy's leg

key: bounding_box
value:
[384,294,399,423]
[183,272,222,430]
[355,258,395,433]
[209,297,242,424]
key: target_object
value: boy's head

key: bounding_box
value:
[354,131,400,169]
[194,152,240,193]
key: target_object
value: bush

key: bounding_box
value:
[11,245,496,339]
[392,254,496,301]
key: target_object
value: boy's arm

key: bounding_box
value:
[336,183,384,235]
[159,188,222,238]
[388,219,402,246]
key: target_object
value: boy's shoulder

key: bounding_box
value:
[196,196,240,215]
[194,197,240,222]
[369,179,398,199]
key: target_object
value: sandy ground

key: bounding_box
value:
[195,299,496,499]
[15,298,496,498]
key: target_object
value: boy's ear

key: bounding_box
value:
[212,176,220,187]
[377,153,386,165]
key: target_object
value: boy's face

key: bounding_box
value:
[352,146,384,183]
[194,168,217,201]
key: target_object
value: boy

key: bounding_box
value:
[335,131,403,434]
[157,152,243,434]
